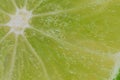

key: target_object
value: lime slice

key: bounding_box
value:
[0,0,120,80]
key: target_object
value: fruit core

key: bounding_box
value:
[7,8,32,35]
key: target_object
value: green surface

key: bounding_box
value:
[0,0,120,80]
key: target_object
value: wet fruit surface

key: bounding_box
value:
[0,0,120,80]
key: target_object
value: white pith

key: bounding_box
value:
[6,8,32,35]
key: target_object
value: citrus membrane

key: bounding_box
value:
[0,0,120,80]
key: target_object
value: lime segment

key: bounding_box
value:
[0,0,120,80]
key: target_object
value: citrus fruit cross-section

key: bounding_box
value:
[0,0,120,80]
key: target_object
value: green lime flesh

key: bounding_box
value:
[0,0,120,80]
